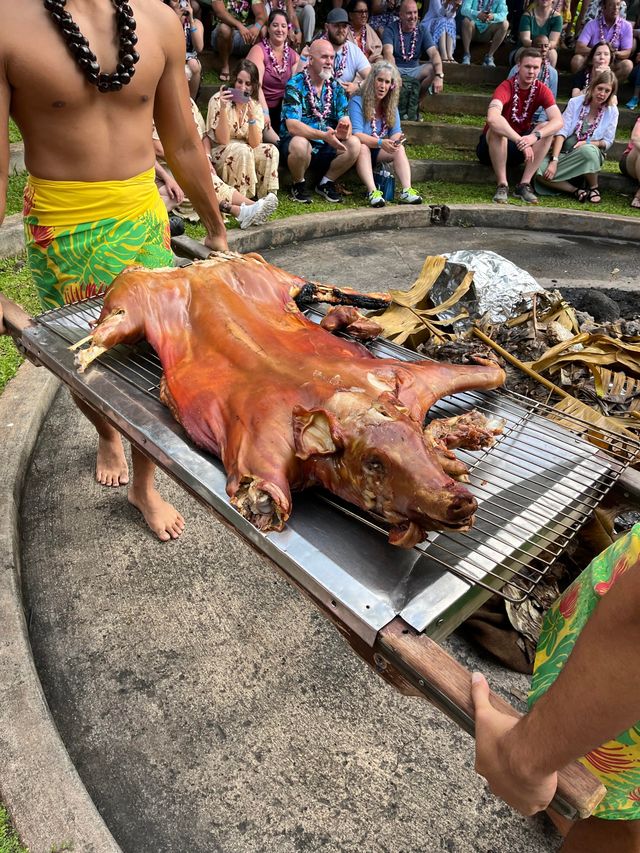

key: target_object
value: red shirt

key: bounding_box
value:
[484,78,555,136]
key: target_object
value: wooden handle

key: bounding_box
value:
[0,292,33,340]
[377,619,606,821]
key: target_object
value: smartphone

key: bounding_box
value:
[225,88,251,104]
[394,134,406,147]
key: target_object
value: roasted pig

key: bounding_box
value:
[75,253,506,547]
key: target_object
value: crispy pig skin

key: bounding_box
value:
[84,253,506,546]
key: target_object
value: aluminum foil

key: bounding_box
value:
[431,250,544,330]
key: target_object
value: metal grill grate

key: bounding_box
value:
[36,297,640,605]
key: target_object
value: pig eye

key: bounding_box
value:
[363,456,384,474]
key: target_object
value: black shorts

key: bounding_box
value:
[476,132,525,167]
[619,150,630,177]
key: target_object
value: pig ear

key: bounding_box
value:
[292,406,344,460]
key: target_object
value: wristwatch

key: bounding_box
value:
[550,155,559,161]
[435,72,444,79]
[533,130,542,140]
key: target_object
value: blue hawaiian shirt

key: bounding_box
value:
[280,71,349,151]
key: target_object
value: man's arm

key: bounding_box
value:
[0,57,10,226]
[473,557,640,816]
[154,10,228,251]
[382,43,396,62]
[534,102,563,136]
[486,99,520,141]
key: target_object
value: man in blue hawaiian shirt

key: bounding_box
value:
[280,39,361,203]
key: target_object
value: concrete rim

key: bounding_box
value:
[1,204,638,851]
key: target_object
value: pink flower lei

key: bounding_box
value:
[263,36,290,75]
[349,24,368,54]
[511,77,539,126]
[303,68,333,121]
[399,24,418,61]
[575,99,605,141]
[597,12,622,46]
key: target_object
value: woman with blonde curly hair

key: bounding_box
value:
[348,60,422,206]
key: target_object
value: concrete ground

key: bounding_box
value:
[20,225,626,853]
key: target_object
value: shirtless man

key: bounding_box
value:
[0,0,228,540]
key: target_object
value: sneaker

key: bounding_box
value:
[483,54,496,67]
[315,180,342,203]
[399,187,423,205]
[492,184,509,204]
[461,53,471,65]
[236,193,279,229]
[626,96,639,110]
[368,189,386,208]
[290,181,312,204]
[168,214,185,237]
[513,182,538,204]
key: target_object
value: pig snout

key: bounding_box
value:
[409,482,478,528]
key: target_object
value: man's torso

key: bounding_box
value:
[2,0,172,182]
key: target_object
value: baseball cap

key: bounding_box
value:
[326,8,349,23]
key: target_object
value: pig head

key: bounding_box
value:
[292,390,479,548]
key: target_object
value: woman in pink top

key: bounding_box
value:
[248,10,301,143]
[619,116,640,208]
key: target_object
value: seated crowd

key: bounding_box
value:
[159,0,640,228]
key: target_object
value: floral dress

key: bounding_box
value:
[205,92,279,199]
[529,523,640,820]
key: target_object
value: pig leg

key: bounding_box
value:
[394,357,506,420]
[320,306,383,341]
[223,438,294,532]
[291,281,391,312]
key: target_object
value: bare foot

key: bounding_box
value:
[128,488,185,541]
[96,434,129,486]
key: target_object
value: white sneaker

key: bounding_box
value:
[461,53,471,65]
[483,54,496,67]
[236,193,279,229]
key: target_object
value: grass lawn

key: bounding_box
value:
[8,119,22,144]
[6,173,27,217]
[0,805,27,853]
[0,255,39,395]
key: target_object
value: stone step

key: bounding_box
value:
[423,92,639,129]
[404,121,628,159]
[9,142,24,175]
[408,158,637,194]
[0,213,25,259]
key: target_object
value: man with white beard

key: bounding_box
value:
[280,38,361,203]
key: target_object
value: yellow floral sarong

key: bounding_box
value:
[529,523,640,820]
[23,167,173,310]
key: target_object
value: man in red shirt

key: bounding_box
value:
[476,48,563,204]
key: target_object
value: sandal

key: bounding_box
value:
[219,70,231,82]
[587,187,601,204]
[631,192,640,209]
[572,187,589,203]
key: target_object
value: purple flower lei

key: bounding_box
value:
[477,0,494,12]
[371,114,388,137]
[303,68,333,121]
[597,12,622,46]
[575,100,604,141]
[398,24,418,61]
[263,36,290,75]
[540,59,550,86]
[511,77,539,126]
[321,33,349,78]
[227,0,249,17]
